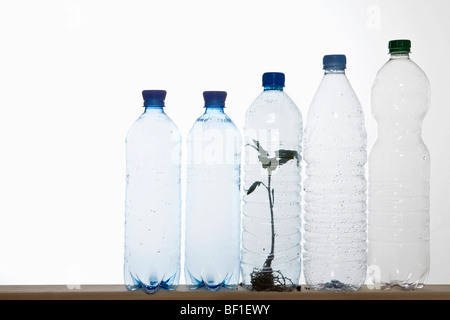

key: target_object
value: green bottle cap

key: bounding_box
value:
[389,39,411,53]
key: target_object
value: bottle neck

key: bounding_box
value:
[324,69,345,75]
[263,85,284,91]
[144,106,164,113]
[204,105,225,113]
[390,52,410,60]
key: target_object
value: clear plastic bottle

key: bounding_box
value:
[303,55,367,291]
[124,90,182,293]
[241,72,302,291]
[185,91,241,291]
[368,40,430,290]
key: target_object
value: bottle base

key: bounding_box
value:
[379,281,425,291]
[306,280,362,292]
[124,270,179,294]
[125,282,178,294]
[187,282,238,292]
[186,277,239,292]
[185,270,239,292]
[241,268,298,292]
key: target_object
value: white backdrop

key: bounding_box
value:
[0,0,449,286]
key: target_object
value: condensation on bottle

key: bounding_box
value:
[303,55,368,292]
[241,73,303,291]
[368,40,431,290]
[124,90,182,293]
[185,91,241,291]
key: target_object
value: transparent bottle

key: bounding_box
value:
[303,55,367,291]
[185,91,241,291]
[124,90,182,293]
[368,40,430,290]
[241,72,302,291]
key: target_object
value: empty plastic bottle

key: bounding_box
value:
[241,72,302,291]
[368,40,430,290]
[185,91,241,291]
[303,55,367,291]
[124,90,182,293]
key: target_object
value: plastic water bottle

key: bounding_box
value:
[241,72,302,291]
[368,40,430,290]
[124,90,182,293]
[185,91,241,291]
[303,55,367,291]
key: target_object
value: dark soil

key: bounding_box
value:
[250,267,295,292]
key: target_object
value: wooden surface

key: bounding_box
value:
[1,284,449,300]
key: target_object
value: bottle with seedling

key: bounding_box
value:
[241,72,303,291]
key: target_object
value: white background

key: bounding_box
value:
[0,0,449,286]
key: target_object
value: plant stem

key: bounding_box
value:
[263,171,275,270]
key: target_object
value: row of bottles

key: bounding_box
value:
[123,39,430,293]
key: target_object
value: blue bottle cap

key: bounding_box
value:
[262,72,285,88]
[142,90,166,107]
[323,55,347,70]
[203,91,227,107]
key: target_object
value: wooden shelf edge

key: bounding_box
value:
[1,285,450,300]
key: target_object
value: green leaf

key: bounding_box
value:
[247,181,263,195]
[253,139,269,156]
[275,149,299,166]
[258,155,278,169]
[248,141,299,171]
